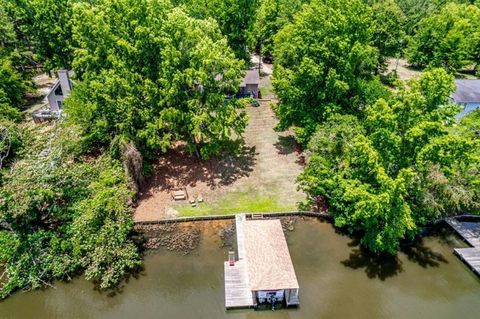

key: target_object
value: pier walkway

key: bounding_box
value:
[224,215,253,308]
[445,217,480,276]
[224,260,254,308]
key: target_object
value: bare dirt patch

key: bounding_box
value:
[24,73,57,115]
[386,58,423,82]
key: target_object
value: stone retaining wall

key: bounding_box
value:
[134,211,331,225]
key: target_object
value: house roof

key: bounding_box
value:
[46,71,75,99]
[243,219,299,291]
[240,69,260,87]
[451,80,480,103]
[46,79,74,99]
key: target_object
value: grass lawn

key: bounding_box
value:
[134,102,305,221]
[176,187,297,217]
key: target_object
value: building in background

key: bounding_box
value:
[237,68,260,98]
[451,80,480,119]
[32,70,73,123]
[46,70,74,112]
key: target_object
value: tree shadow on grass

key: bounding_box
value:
[138,140,257,202]
[274,135,296,155]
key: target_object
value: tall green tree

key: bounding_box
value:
[177,0,260,61]
[299,69,479,254]
[0,0,37,69]
[406,3,480,72]
[0,1,32,118]
[29,0,76,71]
[395,0,450,35]
[272,0,383,143]
[250,0,306,60]
[370,0,406,69]
[0,57,28,123]
[0,124,141,296]
[0,59,28,109]
[67,0,246,159]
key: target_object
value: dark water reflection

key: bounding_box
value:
[0,218,479,319]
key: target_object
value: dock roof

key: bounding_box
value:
[243,219,299,291]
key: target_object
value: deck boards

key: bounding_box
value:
[224,261,254,308]
[224,214,252,308]
[445,218,480,247]
[454,248,480,276]
[235,214,247,260]
[445,217,480,276]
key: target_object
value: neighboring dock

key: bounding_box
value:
[445,217,480,276]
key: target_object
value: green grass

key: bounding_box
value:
[176,189,297,217]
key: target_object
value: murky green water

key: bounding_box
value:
[1,218,479,319]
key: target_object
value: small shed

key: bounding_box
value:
[238,69,260,98]
[451,80,480,119]
[224,214,299,309]
[46,70,74,112]
[32,70,74,123]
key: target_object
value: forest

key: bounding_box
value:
[0,0,479,297]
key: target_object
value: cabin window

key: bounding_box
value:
[54,84,63,96]
[57,100,63,109]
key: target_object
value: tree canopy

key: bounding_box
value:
[406,3,480,72]
[0,3,31,122]
[250,0,306,60]
[272,0,384,143]
[176,0,260,61]
[0,123,141,297]
[370,0,407,68]
[66,0,247,159]
[299,69,479,253]
[29,0,75,71]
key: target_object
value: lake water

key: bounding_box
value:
[1,218,479,319]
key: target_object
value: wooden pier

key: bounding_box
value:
[224,215,254,308]
[224,260,254,308]
[454,248,480,276]
[445,217,480,276]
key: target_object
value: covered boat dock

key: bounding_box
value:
[224,214,299,309]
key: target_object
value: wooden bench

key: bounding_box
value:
[171,190,187,201]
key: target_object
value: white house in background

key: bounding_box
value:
[46,70,74,111]
[451,79,480,119]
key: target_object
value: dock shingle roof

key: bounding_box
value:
[243,219,299,291]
